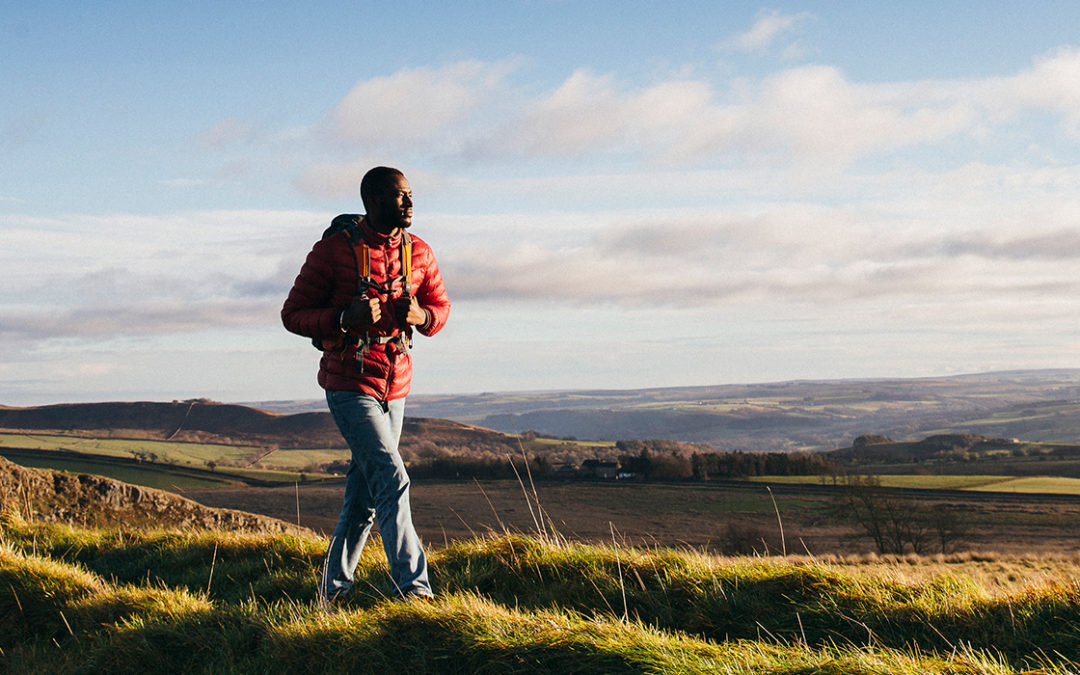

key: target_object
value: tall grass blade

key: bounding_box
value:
[610,522,628,623]
[767,486,787,556]
[472,478,508,533]
[506,453,543,539]
[518,441,548,539]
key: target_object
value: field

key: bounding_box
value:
[0,432,262,466]
[181,477,1080,558]
[746,473,1080,494]
[0,449,229,491]
[4,518,1080,673]
[7,429,1080,557]
[0,433,326,484]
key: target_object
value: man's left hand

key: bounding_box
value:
[393,295,428,326]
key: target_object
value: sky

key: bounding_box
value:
[3,1,1080,406]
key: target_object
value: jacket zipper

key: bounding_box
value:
[382,244,396,401]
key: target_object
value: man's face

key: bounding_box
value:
[372,175,413,231]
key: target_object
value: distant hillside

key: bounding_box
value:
[0,400,516,451]
[9,369,1080,455]
[389,369,1080,451]
[823,432,1080,477]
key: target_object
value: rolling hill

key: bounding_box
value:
[395,368,1080,450]
[0,399,516,451]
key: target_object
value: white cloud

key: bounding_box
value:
[725,10,812,53]
[301,46,1080,182]
[436,202,1080,313]
[0,209,326,343]
[483,70,715,160]
[997,47,1080,138]
[324,60,517,153]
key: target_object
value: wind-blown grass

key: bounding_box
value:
[2,518,1078,673]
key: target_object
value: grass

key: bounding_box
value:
[0,432,261,466]
[968,476,1080,494]
[0,433,338,488]
[748,473,1080,495]
[3,516,1080,673]
[0,433,340,479]
[0,450,231,490]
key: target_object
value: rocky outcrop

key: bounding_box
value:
[0,456,312,535]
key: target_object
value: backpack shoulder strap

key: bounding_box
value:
[401,231,412,295]
[342,220,370,286]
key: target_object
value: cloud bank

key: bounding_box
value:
[291,46,1080,196]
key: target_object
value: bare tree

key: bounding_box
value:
[834,475,963,554]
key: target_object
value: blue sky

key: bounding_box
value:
[3,2,1080,405]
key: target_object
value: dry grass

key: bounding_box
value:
[4,515,1080,673]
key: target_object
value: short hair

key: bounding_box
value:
[360,167,405,211]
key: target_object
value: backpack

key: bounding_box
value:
[315,215,413,361]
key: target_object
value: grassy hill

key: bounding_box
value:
[5,512,1080,672]
[5,456,1080,672]
[0,456,309,535]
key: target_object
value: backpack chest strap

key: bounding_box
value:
[347,228,413,296]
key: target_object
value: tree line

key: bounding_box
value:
[351,438,840,482]
[615,439,838,481]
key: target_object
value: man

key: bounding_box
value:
[282,166,450,601]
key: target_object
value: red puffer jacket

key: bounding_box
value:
[281,217,450,401]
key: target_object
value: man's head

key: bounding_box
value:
[361,166,412,234]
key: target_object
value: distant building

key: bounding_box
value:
[582,459,619,479]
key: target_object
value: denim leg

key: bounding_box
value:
[321,390,431,599]
[320,451,376,598]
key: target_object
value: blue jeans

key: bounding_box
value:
[320,391,431,599]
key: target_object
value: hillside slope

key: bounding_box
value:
[0,456,311,535]
[0,400,516,451]
[401,369,1080,450]
[4,522,1080,673]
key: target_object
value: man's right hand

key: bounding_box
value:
[341,294,381,331]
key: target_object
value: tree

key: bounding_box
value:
[834,475,933,554]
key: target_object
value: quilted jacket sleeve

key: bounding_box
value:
[412,237,450,337]
[281,238,341,340]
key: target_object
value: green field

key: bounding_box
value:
[0,432,260,466]
[253,446,346,471]
[747,473,1080,494]
[0,439,326,491]
[0,432,340,481]
[968,475,1080,494]
[0,450,230,490]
